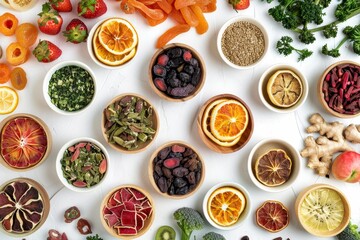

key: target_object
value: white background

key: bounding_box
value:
[0,0,359,239]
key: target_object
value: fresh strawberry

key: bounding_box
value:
[32,40,62,63]
[77,0,107,19]
[229,0,250,11]
[50,0,72,12]
[37,2,63,35]
[63,18,88,44]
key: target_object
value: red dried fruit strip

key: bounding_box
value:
[156,24,191,48]
[128,0,165,20]
[64,206,81,223]
[190,4,209,34]
[77,218,92,235]
[180,6,199,27]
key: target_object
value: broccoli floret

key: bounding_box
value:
[203,232,226,240]
[277,36,313,61]
[173,207,205,240]
[337,222,360,240]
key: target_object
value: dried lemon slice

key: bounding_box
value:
[267,70,303,108]
[0,86,18,114]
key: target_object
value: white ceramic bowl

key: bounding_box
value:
[258,64,308,113]
[217,16,269,69]
[43,60,96,115]
[248,138,301,192]
[56,137,110,192]
[202,182,251,230]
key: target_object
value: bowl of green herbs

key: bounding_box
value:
[56,137,109,192]
[43,60,96,115]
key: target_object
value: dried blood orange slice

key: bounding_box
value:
[207,186,246,227]
[256,200,289,232]
[1,116,48,169]
[255,149,292,186]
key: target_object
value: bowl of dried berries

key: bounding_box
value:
[0,178,50,237]
[318,60,360,118]
[102,93,159,153]
[148,141,205,199]
[217,16,269,69]
[148,43,206,101]
[56,137,109,192]
[100,185,154,239]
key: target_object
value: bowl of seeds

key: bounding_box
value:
[102,93,159,153]
[217,16,269,69]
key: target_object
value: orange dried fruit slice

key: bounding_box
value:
[256,200,289,233]
[0,12,18,36]
[98,18,138,55]
[0,86,18,114]
[6,42,29,66]
[15,23,38,48]
[207,186,246,227]
[209,99,248,142]
[267,70,303,108]
[0,63,11,84]
[255,149,292,187]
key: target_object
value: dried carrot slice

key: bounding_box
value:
[174,0,210,10]
[156,24,190,48]
[200,0,216,12]
[180,6,199,27]
[169,8,186,24]
[128,0,165,20]
[157,0,172,14]
[120,0,136,14]
[190,4,208,34]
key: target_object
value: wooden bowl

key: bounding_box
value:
[318,60,360,118]
[148,43,206,102]
[197,94,254,153]
[100,184,155,239]
[295,184,350,237]
[101,93,159,153]
[0,177,50,237]
[0,113,52,171]
[148,141,205,199]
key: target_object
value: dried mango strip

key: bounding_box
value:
[156,24,191,48]
[190,4,208,34]
[180,6,199,27]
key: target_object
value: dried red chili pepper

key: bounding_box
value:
[64,206,81,223]
[77,218,92,235]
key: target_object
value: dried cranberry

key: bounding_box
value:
[157,54,169,66]
[154,77,167,92]
[183,50,192,62]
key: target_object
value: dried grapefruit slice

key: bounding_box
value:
[0,86,18,114]
[209,100,248,142]
[98,18,138,55]
[207,186,246,227]
[255,149,292,186]
[256,200,289,232]
[267,70,303,108]
[1,116,48,169]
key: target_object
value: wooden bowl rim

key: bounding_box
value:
[318,60,360,118]
[99,184,155,239]
[294,183,351,237]
[0,177,50,237]
[148,43,206,102]
[0,113,52,171]
[148,140,206,199]
[101,93,159,154]
[197,94,254,153]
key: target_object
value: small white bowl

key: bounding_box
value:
[56,137,110,192]
[202,182,251,230]
[248,138,301,192]
[258,64,308,113]
[217,16,269,69]
[43,60,96,115]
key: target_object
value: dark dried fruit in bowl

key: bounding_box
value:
[77,218,92,235]
[64,206,80,223]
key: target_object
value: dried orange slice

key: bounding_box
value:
[98,18,138,55]
[207,186,246,227]
[0,86,18,114]
[93,27,136,66]
[256,200,289,233]
[267,70,303,108]
[255,149,292,187]
[209,100,248,142]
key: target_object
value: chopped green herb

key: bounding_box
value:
[48,65,95,112]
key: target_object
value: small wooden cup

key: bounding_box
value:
[197,94,254,153]
[148,43,206,102]
[295,184,350,237]
[0,113,52,171]
[148,141,205,199]
[0,178,50,238]
[101,93,159,154]
[100,184,155,239]
[318,60,360,118]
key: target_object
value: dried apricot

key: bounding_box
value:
[10,67,27,90]
[0,12,18,36]
[174,0,210,10]
[157,0,172,14]
[156,24,190,48]
[169,8,186,24]
[6,42,29,66]
[200,0,216,12]
[0,63,11,84]
[190,5,208,34]
[128,0,165,20]
[180,6,199,27]
[15,23,38,48]
[120,0,136,14]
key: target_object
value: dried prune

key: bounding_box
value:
[167,47,182,58]
[173,167,189,178]
[158,147,171,160]
[168,58,184,68]
[170,84,195,97]
[173,178,187,188]
[157,177,168,193]
[175,186,188,195]
[184,64,194,75]
[186,172,196,184]
[179,72,190,83]
[168,78,181,88]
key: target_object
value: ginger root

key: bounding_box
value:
[300,113,360,176]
